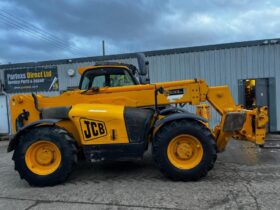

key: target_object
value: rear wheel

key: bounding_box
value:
[152,120,217,181]
[13,126,77,186]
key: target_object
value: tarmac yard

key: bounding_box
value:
[0,139,280,210]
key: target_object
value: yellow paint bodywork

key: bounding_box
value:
[10,65,268,152]
[69,104,129,145]
[10,79,207,134]
[196,104,211,127]
[207,86,268,151]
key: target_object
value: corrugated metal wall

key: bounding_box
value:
[1,42,279,132]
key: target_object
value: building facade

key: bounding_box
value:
[0,38,279,134]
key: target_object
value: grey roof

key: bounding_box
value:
[1,38,279,69]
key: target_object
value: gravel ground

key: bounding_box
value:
[0,139,280,210]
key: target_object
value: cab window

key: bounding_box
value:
[92,75,106,88]
[80,67,137,90]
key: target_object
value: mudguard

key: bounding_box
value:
[7,119,61,152]
[154,112,207,128]
[159,107,189,115]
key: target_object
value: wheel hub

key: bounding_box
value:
[25,140,62,175]
[167,134,204,170]
[176,143,193,160]
[35,147,54,165]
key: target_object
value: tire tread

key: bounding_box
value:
[152,120,217,181]
[13,125,77,187]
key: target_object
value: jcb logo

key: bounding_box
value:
[80,118,107,140]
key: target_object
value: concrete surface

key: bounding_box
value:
[0,140,280,210]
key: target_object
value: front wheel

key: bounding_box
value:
[152,120,217,181]
[13,126,77,187]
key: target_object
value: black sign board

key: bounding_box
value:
[4,67,59,93]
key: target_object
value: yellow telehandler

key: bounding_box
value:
[7,54,268,186]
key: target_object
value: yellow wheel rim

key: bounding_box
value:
[25,140,62,175]
[167,134,203,170]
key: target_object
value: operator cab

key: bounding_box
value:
[79,66,139,90]
[79,53,150,90]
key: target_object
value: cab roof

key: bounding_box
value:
[78,65,130,75]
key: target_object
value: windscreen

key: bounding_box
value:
[80,67,137,90]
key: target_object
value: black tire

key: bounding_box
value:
[152,120,217,181]
[13,126,77,187]
[207,145,217,171]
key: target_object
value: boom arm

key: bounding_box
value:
[154,81,268,152]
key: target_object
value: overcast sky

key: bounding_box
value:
[0,0,280,64]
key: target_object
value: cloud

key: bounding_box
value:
[231,7,280,39]
[0,0,280,63]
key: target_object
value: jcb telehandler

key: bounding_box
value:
[8,54,268,186]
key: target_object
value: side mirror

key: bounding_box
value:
[136,53,148,75]
[136,53,150,84]
[139,75,150,84]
